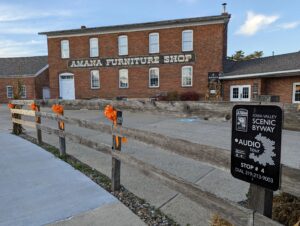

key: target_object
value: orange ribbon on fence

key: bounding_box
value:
[52,104,64,115]
[8,103,15,109]
[52,104,65,130]
[103,105,127,149]
[30,103,38,111]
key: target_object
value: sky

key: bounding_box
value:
[0,0,299,58]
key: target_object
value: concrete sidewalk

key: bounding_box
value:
[0,131,145,226]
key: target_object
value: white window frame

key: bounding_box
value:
[181,66,193,87]
[292,82,300,103]
[149,68,159,88]
[6,86,13,99]
[149,33,159,54]
[90,70,100,89]
[21,85,26,98]
[89,37,99,57]
[119,69,129,88]
[230,85,251,102]
[182,30,193,52]
[118,35,128,56]
[61,40,70,59]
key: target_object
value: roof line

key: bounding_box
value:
[220,69,300,80]
[35,64,49,77]
[39,14,230,37]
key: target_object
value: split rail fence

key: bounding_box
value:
[9,100,300,226]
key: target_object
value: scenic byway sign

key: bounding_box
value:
[231,105,283,191]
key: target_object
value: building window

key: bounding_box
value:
[118,35,128,56]
[21,85,26,98]
[182,30,193,52]
[6,86,13,99]
[119,69,129,88]
[149,33,159,54]
[149,68,159,88]
[230,85,251,102]
[90,70,100,89]
[293,82,300,103]
[61,40,70,59]
[182,66,193,87]
[89,38,99,57]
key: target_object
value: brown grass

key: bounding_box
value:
[209,214,233,226]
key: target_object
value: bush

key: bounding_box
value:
[180,91,200,101]
[166,91,180,101]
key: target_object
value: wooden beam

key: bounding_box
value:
[12,118,36,128]
[11,109,36,117]
[36,111,300,197]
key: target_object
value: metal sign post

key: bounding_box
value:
[231,105,283,217]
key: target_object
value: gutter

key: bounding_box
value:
[220,69,300,80]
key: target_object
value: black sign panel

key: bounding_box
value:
[208,72,220,82]
[231,105,283,191]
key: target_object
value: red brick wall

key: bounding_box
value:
[222,78,262,101]
[222,76,300,103]
[35,68,50,99]
[263,76,300,103]
[47,23,227,99]
[0,77,36,103]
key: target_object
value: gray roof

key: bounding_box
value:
[0,56,48,78]
[39,14,230,36]
[223,52,300,78]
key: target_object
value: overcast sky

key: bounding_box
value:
[0,0,299,57]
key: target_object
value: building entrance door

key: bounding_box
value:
[230,85,251,102]
[59,73,75,100]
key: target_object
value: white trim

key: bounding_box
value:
[35,64,49,76]
[182,30,193,52]
[44,20,226,39]
[220,69,300,80]
[181,66,193,87]
[6,85,13,99]
[292,82,300,103]
[89,37,99,57]
[230,85,251,102]
[149,32,159,54]
[90,70,100,89]
[149,67,159,88]
[119,69,129,88]
[61,40,70,59]
[59,72,75,100]
[118,35,128,56]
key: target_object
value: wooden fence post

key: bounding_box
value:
[58,112,66,156]
[111,110,122,192]
[35,104,42,144]
[248,184,273,218]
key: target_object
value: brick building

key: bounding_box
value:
[0,56,49,103]
[221,52,300,103]
[39,14,230,100]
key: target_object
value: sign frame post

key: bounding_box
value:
[231,104,283,218]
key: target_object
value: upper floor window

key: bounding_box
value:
[21,85,26,98]
[118,35,128,56]
[119,69,129,88]
[149,68,159,88]
[149,33,159,54]
[61,40,70,59]
[90,70,100,89]
[182,30,193,52]
[6,86,13,99]
[89,38,99,57]
[182,66,193,87]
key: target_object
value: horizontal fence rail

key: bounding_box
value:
[9,99,299,225]
[32,109,300,198]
